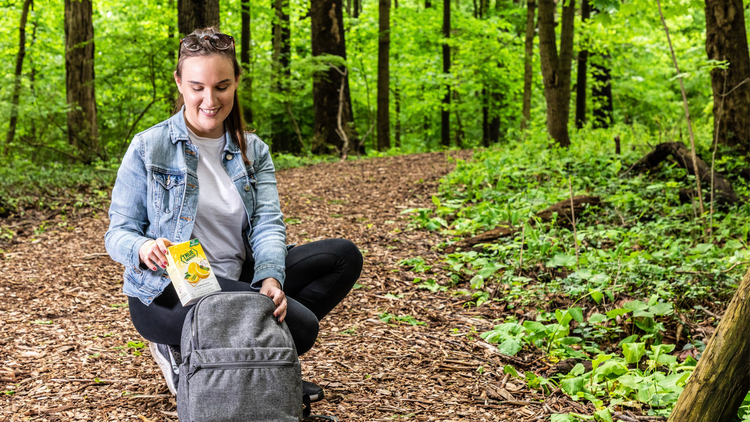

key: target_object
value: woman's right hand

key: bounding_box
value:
[139,238,173,271]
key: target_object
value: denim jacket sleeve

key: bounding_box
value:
[247,135,288,287]
[104,135,151,271]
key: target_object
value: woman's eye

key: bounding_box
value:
[192,88,203,92]
[217,86,228,91]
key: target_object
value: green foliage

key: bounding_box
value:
[408,126,749,305]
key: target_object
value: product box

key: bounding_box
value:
[165,239,221,306]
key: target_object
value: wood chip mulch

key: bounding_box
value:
[0,151,594,421]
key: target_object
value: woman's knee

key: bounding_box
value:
[329,238,364,274]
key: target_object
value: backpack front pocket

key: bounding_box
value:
[186,348,302,422]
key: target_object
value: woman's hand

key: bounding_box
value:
[260,278,287,322]
[138,238,173,271]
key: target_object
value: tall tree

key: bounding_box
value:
[521,0,536,130]
[5,0,33,155]
[64,0,99,163]
[705,0,750,154]
[592,55,613,128]
[240,0,253,126]
[377,0,390,150]
[538,0,575,147]
[311,0,358,154]
[574,0,590,129]
[178,0,220,35]
[441,0,450,147]
[353,0,360,17]
[271,0,298,153]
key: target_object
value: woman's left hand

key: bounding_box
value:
[260,278,287,322]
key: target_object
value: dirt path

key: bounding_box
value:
[0,151,568,421]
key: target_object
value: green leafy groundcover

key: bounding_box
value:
[402,127,750,419]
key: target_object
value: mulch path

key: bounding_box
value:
[0,151,591,421]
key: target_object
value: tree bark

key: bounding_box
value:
[575,0,590,129]
[592,55,613,129]
[521,0,536,130]
[311,0,358,154]
[64,0,99,164]
[490,90,501,143]
[668,267,750,422]
[240,0,253,126]
[441,0,450,147]
[4,0,32,156]
[538,0,575,147]
[482,87,489,147]
[353,0,360,17]
[377,0,390,150]
[705,0,750,155]
[178,0,220,35]
[272,0,298,153]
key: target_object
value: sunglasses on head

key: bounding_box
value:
[179,33,235,57]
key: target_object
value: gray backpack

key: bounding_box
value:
[177,292,304,421]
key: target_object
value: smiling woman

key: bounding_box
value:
[104,26,363,410]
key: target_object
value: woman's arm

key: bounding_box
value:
[247,136,288,288]
[105,135,153,271]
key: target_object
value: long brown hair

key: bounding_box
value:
[173,27,250,165]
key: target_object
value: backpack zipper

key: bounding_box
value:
[198,360,295,369]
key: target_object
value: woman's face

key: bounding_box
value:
[174,55,239,138]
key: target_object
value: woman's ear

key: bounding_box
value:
[174,71,182,94]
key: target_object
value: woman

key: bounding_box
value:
[104,28,363,399]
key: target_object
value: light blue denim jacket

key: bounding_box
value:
[105,109,287,305]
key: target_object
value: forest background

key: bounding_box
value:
[5,0,750,419]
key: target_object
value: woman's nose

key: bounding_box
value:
[204,90,217,106]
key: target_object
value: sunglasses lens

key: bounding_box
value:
[181,36,202,51]
[213,34,233,50]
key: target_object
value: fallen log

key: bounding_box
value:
[443,196,601,253]
[536,195,601,222]
[631,142,738,204]
[443,225,515,254]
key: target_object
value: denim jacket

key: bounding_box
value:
[105,109,287,305]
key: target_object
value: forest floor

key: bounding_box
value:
[0,151,597,421]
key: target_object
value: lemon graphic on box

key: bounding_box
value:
[166,238,221,306]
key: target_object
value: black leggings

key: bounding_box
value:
[128,238,363,355]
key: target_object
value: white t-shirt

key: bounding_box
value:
[188,129,249,280]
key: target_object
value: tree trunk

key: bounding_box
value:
[311,0,358,154]
[538,0,575,147]
[521,0,536,130]
[441,0,450,147]
[4,0,32,156]
[490,89,501,143]
[395,85,401,148]
[353,0,360,17]
[574,0,590,129]
[178,0,220,35]
[272,0,298,153]
[705,0,750,155]
[482,87,489,147]
[592,55,613,129]
[240,0,253,126]
[64,0,99,163]
[29,8,37,142]
[377,0,390,150]
[668,267,750,422]
[426,0,431,8]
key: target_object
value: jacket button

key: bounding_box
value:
[226,154,233,161]
[244,185,251,192]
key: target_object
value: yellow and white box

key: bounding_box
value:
[165,239,221,306]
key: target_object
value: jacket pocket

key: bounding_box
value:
[152,171,184,213]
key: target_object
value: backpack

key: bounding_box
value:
[176,292,304,422]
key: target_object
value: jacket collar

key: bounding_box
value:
[168,106,241,155]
